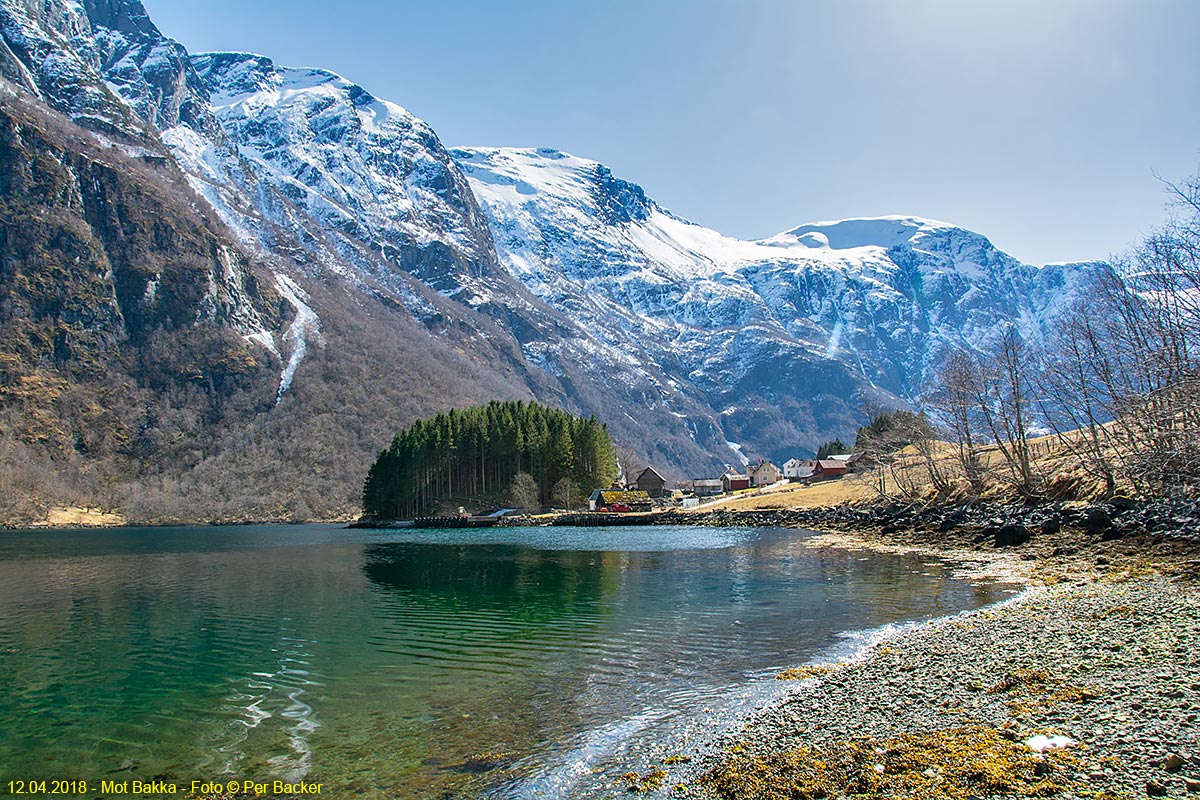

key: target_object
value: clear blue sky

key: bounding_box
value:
[143,0,1200,266]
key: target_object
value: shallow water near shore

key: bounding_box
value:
[0,524,1020,798]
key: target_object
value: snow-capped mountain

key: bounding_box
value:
[181,50,502,296]
[165,51,740,474]
[454,147,1102,401]
[0,0,1108,521]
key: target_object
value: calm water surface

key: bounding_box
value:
[0,525,1018,798]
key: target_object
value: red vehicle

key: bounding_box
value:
[609,502,632,512]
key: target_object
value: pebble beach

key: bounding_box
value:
[646,523,1200,799]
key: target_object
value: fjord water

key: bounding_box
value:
[0,525,1015,798]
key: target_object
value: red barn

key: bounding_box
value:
[812,459,848,480]
[721,469,751,492]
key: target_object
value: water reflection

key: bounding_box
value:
[0,525,1016,800]
[362,543,618,614]
[0,541,364,785]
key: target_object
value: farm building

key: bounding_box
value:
[828,452,864,472]
[721,469,751,493]
[812,459,848,480]
[692,478,724,497]
[634,466,668,498]
[782,458,815,481]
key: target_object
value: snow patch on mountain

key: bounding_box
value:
[0,0,150,143]
[274,274,322,403]
[771,216,953,249]
[6,0,1118,475]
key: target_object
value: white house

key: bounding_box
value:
[782,458,810,480]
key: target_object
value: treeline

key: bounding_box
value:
[866,171,1200,501]
[362,400,619,519]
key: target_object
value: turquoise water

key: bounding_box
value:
[0,525,1017,798]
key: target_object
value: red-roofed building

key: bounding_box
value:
[812,459,848,480]
[721,468,751,492]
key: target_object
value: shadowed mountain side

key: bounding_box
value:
[0,88,285,520]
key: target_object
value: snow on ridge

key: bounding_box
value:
[764,216,958,251]
[186,48,484,261]
[454,146,817,281]
[19,0,1111,434]
[453,143,1110,403]
[452,148,1001,278]
[195,50,418,129]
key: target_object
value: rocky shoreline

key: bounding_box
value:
[659,496,1200,544]
[614,505,1200,800]
[666,573,1200,799]
[652,499,1200,586]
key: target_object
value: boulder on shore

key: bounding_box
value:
[994,523,1032,548]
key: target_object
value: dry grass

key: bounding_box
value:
[695,474,877,512]
[698,726,1082,800]
[685,420,1154,517]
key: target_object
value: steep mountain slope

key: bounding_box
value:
[0,83,287,520]
[187,51,496,294]
[168,50,735,477]
[453,147,919,462]
[0,0,533,521]
[0,0,161,145]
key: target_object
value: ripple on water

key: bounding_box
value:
[0,525,1019,799]
[203,627,324,781]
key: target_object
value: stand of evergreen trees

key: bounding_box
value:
[362,400,619,519]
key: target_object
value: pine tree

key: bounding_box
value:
[361,401,619,518]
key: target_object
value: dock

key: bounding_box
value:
[411,516,500,529]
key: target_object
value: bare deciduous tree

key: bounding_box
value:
[507,471,540,511]
[552,477,576,510]
[990,327,1038,496]
[929,350,989,497]
[615,446,641,488]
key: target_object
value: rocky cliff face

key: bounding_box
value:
[0,88,283,512]
[0,0,191,146]
[0,0,1106,522]
[0,0,731,521]
[188,50,498,294]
